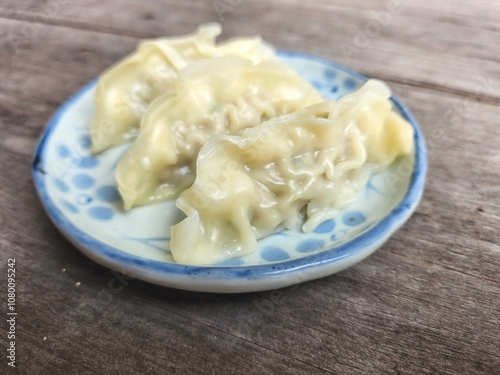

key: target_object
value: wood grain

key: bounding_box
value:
[0,1,499,374]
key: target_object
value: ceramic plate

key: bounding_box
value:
[32,51,427,293]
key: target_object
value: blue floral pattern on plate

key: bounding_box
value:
[32,52,427,293]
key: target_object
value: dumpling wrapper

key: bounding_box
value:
[170,80,414,265]
[115,56,323,209]
[90,23,276,153]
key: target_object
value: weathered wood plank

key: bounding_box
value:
[1,0,499,102]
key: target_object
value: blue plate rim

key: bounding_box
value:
[32,50,427,281]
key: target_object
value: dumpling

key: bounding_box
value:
[90,23,276,153]
[115,56,323,210]
[170,80,414,265]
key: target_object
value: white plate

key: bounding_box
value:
[32,51,427,293]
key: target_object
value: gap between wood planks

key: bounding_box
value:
[367,75,500,107]
[0,11,151,39]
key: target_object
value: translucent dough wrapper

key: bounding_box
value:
[170,80,414,265]
[116,56,323,209]
[90,23,276,153]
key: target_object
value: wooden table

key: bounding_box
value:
[1,1,499,373]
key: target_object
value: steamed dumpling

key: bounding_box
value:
[90,23,276,153]
[170,80,414,265]
[115,56,323,210]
